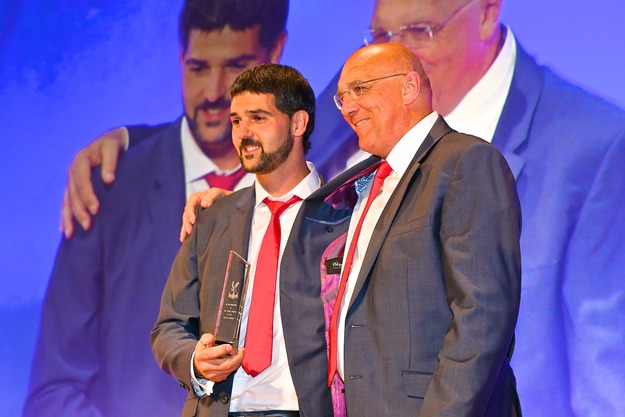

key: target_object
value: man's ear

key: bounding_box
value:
[290,110,309,137]
[402,72,421,105]
[479,0,502,40]
[269,31,288,63]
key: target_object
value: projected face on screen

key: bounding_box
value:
[369,0,500,115]
[180,26,272,158]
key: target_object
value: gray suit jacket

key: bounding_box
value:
[289,117,522,416]
[151,186,344,417]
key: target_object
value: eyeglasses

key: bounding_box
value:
[333,73,406,110]
[363,0,476,49]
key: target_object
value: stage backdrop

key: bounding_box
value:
[1,1,624,416]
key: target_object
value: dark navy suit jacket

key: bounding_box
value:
[23,119,188,417]
[310,41,625,416]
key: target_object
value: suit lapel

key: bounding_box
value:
[492,42,544,180]
[146,118,187,274]
[228,187,255,261]
[348,117,452,310]
[307,155,381,203]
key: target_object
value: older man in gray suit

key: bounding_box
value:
[288,43,522,416]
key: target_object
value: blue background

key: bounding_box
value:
[1,1,624,415]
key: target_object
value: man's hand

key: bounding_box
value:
[61,127,128,238]
[193,333,244,383]
[180,188,233,242]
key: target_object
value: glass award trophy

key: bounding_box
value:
[214,250,251,347]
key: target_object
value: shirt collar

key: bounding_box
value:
[444,25,517,142]
[254,161,321,207]
[386,111,439,177]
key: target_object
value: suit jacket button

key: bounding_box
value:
[326,225,333,232]
[219,392,230,404]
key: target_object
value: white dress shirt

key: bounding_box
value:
[180,117,255,199]
[336,112,439,378]
[194,162,321,412]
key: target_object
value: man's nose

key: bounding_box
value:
[340,92,359,116]
[203,70,228,102]
[236,121,253,139]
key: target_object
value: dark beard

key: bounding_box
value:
[186,98,233,157]
[238,132,294,174]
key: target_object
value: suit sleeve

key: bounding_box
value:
[562,129,625,415]
[127,123,170,149]
[150,210,202,392]
[22,209,105,417]
[420,141,522,416]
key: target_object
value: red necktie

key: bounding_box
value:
[242,195,302,377]
[203,167,247,191]
[328,161,393,386]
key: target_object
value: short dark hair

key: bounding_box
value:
[178,0,288,52]
[231,64,316,154]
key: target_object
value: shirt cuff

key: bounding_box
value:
[121,127,129,151]
[190,351,215,397]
